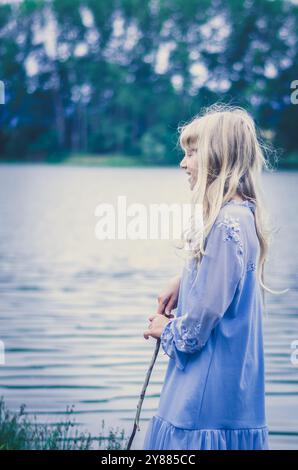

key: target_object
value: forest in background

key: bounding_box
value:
[0,0,298,167]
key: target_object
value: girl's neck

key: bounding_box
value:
[230,194,245,202]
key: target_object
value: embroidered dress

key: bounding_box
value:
[143,200,269,450]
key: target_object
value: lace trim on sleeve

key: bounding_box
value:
[161,314,205,355]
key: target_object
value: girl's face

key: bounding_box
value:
[179,146,198,191]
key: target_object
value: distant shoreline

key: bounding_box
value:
[0,152,298,169]
[0,154,167,168]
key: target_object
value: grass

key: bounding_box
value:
[0,152,173,167]
[0,397,129,450]
[59,153,151,167]
[43,152,156,167]
[278,152,298,169]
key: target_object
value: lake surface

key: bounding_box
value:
[0,164,297,450]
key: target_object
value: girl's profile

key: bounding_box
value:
[142,104,288,451]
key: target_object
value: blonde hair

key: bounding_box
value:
[176,103,289,314]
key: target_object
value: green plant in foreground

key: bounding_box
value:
[0,397,129,450]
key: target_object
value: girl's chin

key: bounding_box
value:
[190,177,198,190]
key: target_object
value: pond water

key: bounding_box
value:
[0,164,297,449]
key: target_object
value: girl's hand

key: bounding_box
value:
[143,313,172,340]
[157,276,181,316]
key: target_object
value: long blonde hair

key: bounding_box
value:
[176,103,289,314]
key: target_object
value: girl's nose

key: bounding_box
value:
[180,156,187,169]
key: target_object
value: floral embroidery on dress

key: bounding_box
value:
[160,322,176,358]
[161,314,205,355]
[247,262,256,271]
[216,215,244,255]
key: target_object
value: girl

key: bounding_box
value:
[142,104,288,450]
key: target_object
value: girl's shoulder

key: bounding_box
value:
[220,199,256,215]
[211,200,256,253]
[216,199,255,229]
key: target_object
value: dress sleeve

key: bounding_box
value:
[160,213,245,370]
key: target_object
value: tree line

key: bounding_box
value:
[0,0,297,166]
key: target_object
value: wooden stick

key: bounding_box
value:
[126,337,161,450]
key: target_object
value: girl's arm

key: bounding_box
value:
[160,214,245,371]
[156,275,181,316]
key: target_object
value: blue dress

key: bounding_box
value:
[143,199,269,450]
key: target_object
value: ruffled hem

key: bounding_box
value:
[143,415,269,450]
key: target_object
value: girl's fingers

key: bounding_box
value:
[157,294,170,315]
[165,294,178,314]
[165,313,174,319]
[156,302,166,315]
[143,329,151,339]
